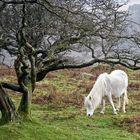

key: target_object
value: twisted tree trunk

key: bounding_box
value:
[0,85,16,124]
[13,4,36,119]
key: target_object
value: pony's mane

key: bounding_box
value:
[91,73,108,94]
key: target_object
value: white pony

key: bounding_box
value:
[84,70,128,116]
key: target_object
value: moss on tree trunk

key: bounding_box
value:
[18,82,32,120]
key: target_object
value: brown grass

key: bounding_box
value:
[32,86,83,107]
[90,64,128,76]
[77,81,94,93]
[128,83,140,90]
[120,116,140,133]
[46,72,58,79]
[0,65,15,76]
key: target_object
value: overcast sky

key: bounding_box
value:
[121,0,140,10]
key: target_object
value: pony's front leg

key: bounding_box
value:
[108,94,117,115]
[100,98,105,114]
[116,97,120,112]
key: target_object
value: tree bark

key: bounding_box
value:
[18,90,32,119]
[0,85,16,124]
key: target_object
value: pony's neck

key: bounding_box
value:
[89,90,102,111]
[89,76,104,110]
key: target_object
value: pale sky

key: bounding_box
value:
[120,0,140,10]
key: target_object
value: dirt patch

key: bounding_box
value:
[119,115,140,133]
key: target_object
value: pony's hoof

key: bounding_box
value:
[116,108,120,112]
[114,111,117,115]
[100,111,104,114]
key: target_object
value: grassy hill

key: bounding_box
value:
[0,64,140,140]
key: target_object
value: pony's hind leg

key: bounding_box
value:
[123,90,128,113]
[100,98,105,114]
[116,97,120,112]
[108,94,117,115]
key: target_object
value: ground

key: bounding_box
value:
[0,64,140,140]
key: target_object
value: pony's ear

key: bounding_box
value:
[89,96,92,100]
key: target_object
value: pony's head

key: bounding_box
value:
[84,96,94,117]
[84,74,105,117]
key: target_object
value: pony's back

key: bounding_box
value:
[110,70,127,78]
[110,70,128,87]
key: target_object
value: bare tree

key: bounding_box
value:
[0,0,140,123]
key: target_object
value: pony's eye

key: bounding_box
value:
[89,96,92,100]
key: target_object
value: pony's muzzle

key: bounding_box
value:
[87,114,91,117]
